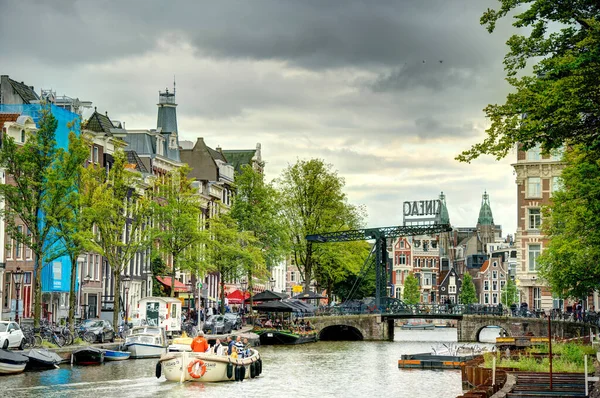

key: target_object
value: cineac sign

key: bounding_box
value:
[403,199,442,225]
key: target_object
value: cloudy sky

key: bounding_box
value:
[0,0,521,235]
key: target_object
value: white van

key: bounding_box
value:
[135,297,182,336]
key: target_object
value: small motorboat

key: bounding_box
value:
[255,329,318,345]
[124,326,168,358]
[71,347,104,365]
[103,350,131,361]
[0,349,29,374]
[401,321,435,330]
[158,348,263,382]
[23,349,62,370]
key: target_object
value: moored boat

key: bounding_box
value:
[401,321,435,330]
[124,326,168,358]
[0,349,28,374]
[158,349,263,382]
[72,347,104,365]
[23,349,62,370]
[167,336,193,352]
[398,352,479,369]
[103,350,131,361]
[255,329,318,345]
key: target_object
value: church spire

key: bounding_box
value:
[439,191,450,225]
[477,191,494,225]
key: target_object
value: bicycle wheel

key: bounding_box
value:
[54,335,66,347]
[33,335,43,348]
[63,332,74,346]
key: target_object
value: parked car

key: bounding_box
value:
[202,315,233,334]
[79,319,115,343]
[224,313,242,330]
[0,321,25,349]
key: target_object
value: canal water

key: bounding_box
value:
[1,327,500,398]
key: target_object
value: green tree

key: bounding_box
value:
[500,278,518,306]
[202,211,246,314]
[538,145,600,298]
[314,240,370,304]
[0,105,68,329]
[460,274,478,305]
[46,131,92,333]
[151,257,168,297]
[230,164,289,313]
[402,273,420,305]
[457,1,600,162]
[277,159,364,292]
[332,256,376,302]
[150,166,205,297]
[81,150,152,329]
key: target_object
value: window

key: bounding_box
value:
[93,146,99,163]
[492,293,498,304]
[528,244,541,271]
[432,273,437,286]
[25,228,31,259]
[399,254,406,265]
[399,241,404,249]
[290,272,296,282]
[484,293,489,304]
[492,281,498,291]
[6,239,12,259]
[449,285,456,294]
[550,146,564,161]
[492,270,498,279]
[551,177,563,194]
[16,226,22,258]
[533,287,542,310]
[3,279,9,309]
[423,273,431,286]
[526,144,541,161]
[527,177,542,198]
[484,280,489,291]
[529,208,542,230]
[20,129,25,143]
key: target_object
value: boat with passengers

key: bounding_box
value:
[124,326,168,358]
[157,348,263,382]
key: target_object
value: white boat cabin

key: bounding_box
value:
[134,297,182,335]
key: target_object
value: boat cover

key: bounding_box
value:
[23,349,62,365]
[0,349,29,365]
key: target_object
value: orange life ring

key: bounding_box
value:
[187,359,207,378]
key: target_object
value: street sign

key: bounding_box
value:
[292,285,303,293]
[197,282,203,289]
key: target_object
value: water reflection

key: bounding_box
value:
[0,328,496,398]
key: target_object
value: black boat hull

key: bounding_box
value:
[258,331,318,345]
[72,348,104,365]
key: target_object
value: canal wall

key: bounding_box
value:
[457,315,598,342]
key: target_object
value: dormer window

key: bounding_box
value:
[169,136,177,149]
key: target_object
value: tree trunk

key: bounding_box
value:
[304,242,313,293]
[33,251,42,330]
[220,279,225,315]
[68,254,77,334]
[327,278,333,305]
[247,269,254,327]
[170,257,176,298]
[112,266,120,335]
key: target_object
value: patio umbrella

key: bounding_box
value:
[226,289,251,304]
[292,291,327,300]
[247,290,288,303]
[252,301,295,312]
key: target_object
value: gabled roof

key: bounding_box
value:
[479,260,490,274]
[8,78,39,104]
[208,146,227,162]
[125,150,149,173]
[84,109,115,133]
[222,149,256,174]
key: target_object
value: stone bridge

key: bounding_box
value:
[457,315,599,342]
[305,314,395,341]
[304,313,598,342]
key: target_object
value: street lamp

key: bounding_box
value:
[186,280,193,319]
[269,278,276,291]
[122,275,131,325]
[12,267,24,325]
[81,274,92,319]
[240,280,248,317]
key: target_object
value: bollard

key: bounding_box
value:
[492,356,496,387]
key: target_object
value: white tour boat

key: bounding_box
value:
[124,326,168,359]
[157,349,263,382]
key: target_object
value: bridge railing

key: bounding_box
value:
[313,302,505,317]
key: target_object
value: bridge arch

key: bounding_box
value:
[319,324,364,341]
[475,325,510,343]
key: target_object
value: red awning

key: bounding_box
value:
[226,289,251,304]
[156,276,189,293]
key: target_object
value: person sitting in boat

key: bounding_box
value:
[243,337,251,357]
[274,319,282,330]
[191,331,209,353]
[234,341,245,358]
[226,336,235,355]
[305,320,314,331]
[212,338,225,355]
